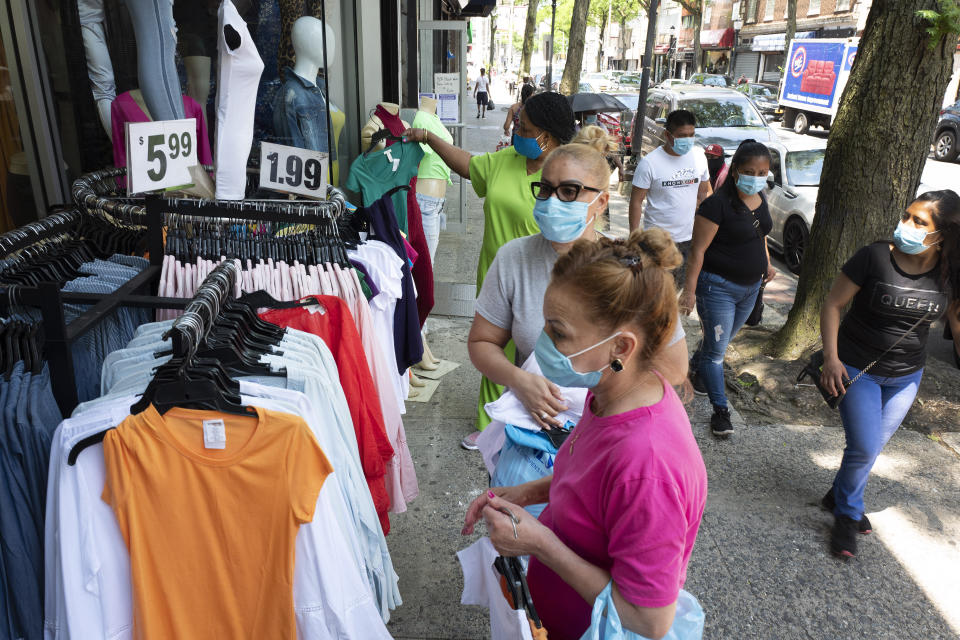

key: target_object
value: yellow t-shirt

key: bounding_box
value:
[102,405,332,639]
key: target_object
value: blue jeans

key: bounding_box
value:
[690,270,762,409]
[415,193,446,264]
[832,364,923,520]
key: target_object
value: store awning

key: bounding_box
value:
[655,44,671,53]
[751,31,816,52]
[700,28,735,49]
[457,0,495,17]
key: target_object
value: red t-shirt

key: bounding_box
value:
[261,297,395,533]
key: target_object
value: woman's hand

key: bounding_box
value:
[765,264,777,283]
[401,128,428,144]
[463,487,528,535]
[512,370,568,429]
[481,494,553,557]
[678,289,696,316]
[820,356,849,398]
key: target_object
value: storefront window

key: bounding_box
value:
[0,34,26,232]
[30,0,357,195]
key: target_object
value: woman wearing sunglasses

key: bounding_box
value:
[468,126,689,433]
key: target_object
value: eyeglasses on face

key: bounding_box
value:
[531,181,603,202]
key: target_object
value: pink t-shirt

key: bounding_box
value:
[527,379,707,639]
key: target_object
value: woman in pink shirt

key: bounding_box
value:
[463,229,708,640]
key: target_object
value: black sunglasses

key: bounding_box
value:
[531,181,603,202]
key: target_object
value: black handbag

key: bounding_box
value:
[744,283,765,327]
[797,310,933,409]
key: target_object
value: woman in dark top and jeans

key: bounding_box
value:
[680,140,777,437]
[820,190,960,558]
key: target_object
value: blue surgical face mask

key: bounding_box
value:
[670,135,694,155]
[513,133,544,159]
[534,330,622,388]
[893,220,939,255]
[533,192,601,243]
[736,173,768,196]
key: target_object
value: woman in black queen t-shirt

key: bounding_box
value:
[820,189,960,559]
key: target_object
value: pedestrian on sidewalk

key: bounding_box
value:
[468,126,689,438]
[403,92,577,442]
[462,229,707,640]
[680,139,775,438]
[628,109,713,286]
[503,84,535,138]
[474,68,491,119]
[704,143,725,189]
[819,189,960,559]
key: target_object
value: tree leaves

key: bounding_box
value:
[916,0,960,49]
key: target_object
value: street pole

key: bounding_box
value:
[631,0,660,162]
[546,0,557,90]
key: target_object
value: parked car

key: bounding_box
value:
[763,140,825,274]
[618,73,645,89]
[688,73,734,87]
[582,72,613,92]
[634,85,779,159]
[736,82,781,120]
[655,78,689,90]
[610,93,640,152]
[933,100,960,162]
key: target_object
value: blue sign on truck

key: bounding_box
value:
[779,38,859,134]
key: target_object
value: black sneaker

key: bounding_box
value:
[690,370,708,396]
[830,515,859,558]
[710,406,733,438]
[821,490,873,534]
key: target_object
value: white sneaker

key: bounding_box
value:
[460,431,482,450]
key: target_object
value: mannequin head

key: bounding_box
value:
[291,17,337,72]
[419,96,438,114]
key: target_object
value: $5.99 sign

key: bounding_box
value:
[125,119,198,195]
[259,142,329,199]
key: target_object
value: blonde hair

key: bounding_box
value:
[550,229,682,365]
[544,124,617,189]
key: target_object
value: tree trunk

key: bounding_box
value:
[561,0,592,94]
[489,15,497,70]
[768,0,959,358]
[780,0,797,81]
[693,7,702,73]
[597,12,608,71]
[619,15,628,68]
[520,0,540,75]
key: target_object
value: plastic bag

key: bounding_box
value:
[580,582,704,640]
[491,423,573,518]
[496,135,512,151]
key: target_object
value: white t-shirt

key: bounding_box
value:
[632,145,710,243]
[475,75,490,93]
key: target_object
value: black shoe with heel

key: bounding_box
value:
[821,489,872,534]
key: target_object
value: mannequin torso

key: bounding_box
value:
[413,98,446,198]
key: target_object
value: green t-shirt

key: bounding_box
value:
[346,141,424,232]
[469,147,542,292]
[411,111,453,183]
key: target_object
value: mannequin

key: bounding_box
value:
[412,98,447,200]
[361,103,408,152]
[273,17,346,183]
[122,0,185,122]
[77,0,115,138]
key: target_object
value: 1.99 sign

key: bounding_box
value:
[259,142,329,199]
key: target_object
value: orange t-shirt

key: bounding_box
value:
[102,405,332,639]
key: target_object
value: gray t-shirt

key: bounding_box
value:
[475,233,685,364]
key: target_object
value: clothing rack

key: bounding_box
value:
[164,261,239,360]
[1,172,351,415]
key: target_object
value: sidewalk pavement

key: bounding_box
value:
[384,118,960,640]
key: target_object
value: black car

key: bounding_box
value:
[933,100,960,162]
[688,73,734,88]
[634,85,779,158]
[736,82,780,120]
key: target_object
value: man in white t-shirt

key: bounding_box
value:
[474,68,491,119]
[629,109,712,284]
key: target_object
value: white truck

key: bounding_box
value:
[779,37,859,135]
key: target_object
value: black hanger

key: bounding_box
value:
[494,556,542,629]
[365,129,404,156]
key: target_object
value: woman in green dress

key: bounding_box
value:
[404,91,577,447]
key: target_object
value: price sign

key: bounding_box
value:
[125,119,198,195]
[259,142,328,199]
[434,73,460,96]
